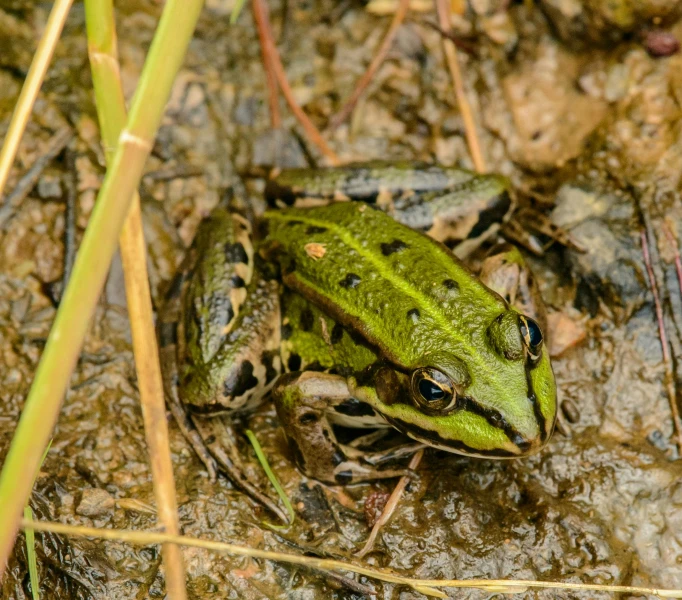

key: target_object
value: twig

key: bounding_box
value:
[420,20,477,55]
[641,229,682,455]
[62,146,77,286]
[662,220,682,300]
[0,126,73,228]
[355,448,423,558]
[252,0,282,128]
[251,0,340,165]
[0,0,74,198]
[327,0,410,132]
[19,518,682,598]
[433,0,486,173]
[85,0,188,597]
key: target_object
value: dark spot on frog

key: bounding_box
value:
[334,398,376,417]
[300,307,314,331]
[230,275,245,288]
[468,191,511,239]
[331,449,346,467]
[335,470,353,485]
[286,219,304,227]
[225,242,249,264]
[443,278,459,291]
[261,350,280,384]
[306,225,327,234]
[264,179,298,206]
[407,308,420,323]
[339,273,361,289]
[381,239,408,256]
[281,323,293,340]
[224,302,235,327]
[331,323,344,344]
[299,412,319,425]
[288,353,302,371]
[223,360,259,398]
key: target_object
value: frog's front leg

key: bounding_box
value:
[273,372,411,484]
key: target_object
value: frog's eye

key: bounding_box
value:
[519,315,543,361]
[411,367,460,414]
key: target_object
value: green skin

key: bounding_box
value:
[159,162,557,485]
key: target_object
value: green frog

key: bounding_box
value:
[158,162,557,502]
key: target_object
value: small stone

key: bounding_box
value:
[547,311,586,357]
[364,490,390,528]
[642,30,680,57]
[76,488,115,517]
[37,174,62,199]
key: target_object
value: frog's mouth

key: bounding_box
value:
[382,415,529,459]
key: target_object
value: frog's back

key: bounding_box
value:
[264,202,507,370]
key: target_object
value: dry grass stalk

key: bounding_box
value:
[434,0,486,173]
[20,518,682,598]
[252,1,282,128]
[355,448,424,558]
[0,0,74,197]
[252,0,340,165]
[641,229,682,455]
[327,0,411,131]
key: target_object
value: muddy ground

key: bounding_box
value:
[2,0,682,598]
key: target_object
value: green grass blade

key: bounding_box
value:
[24,507,39,600]
[0,0,205,576]
[245,429,295,528]
[229,0,248,24]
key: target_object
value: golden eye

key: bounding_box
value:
[411,367,460,414]
[519,315,543,361]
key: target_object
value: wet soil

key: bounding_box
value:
[2,1,682,598]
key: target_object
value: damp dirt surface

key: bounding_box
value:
[2,1,682,598]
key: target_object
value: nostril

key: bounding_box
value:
[514,436,533,453]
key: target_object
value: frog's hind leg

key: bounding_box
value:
[273,371,411,484]
[158,269,221,481]
[158,208,287,519]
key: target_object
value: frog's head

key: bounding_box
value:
[352,310,557,458]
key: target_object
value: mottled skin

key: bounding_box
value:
[159,162,557,489]
[266,161,512,255]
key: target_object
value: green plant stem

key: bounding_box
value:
[84,1,187,597]
[0,0,205,578]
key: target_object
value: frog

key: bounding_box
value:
[158,161,557,503]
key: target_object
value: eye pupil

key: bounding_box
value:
[527,319,542,346]
[519,315,543,358]
[418,379,445,401]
